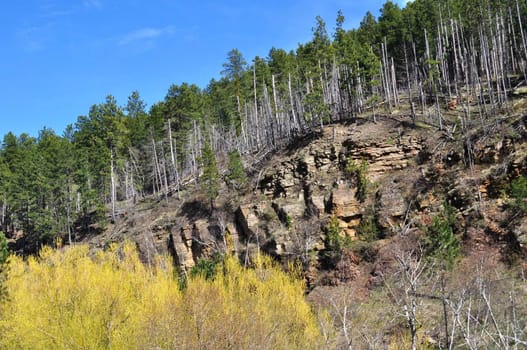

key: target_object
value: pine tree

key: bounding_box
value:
[424,204,461,269]
[200,142,220,211]
[226,149,247,190]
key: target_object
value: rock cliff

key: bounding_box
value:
[86,113,527,287]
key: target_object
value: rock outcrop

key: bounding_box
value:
[232,122,425,261]
[90,115,527,282]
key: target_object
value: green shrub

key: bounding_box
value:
[345,158,369,202]
[350,240,377,263]
[285,213,293,229]
[357,213,380,242]
[189,252,224,281]
[422,204,460,269]
[262,209,277,222]
[506,175,527,213]
[226,149,247,190]
[326,216,352,254]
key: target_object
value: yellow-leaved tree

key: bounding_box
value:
[0,242,324,349]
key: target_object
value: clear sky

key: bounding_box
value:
[0,0,409,138]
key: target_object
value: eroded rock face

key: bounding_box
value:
[326,187,361,238]
[376,185,407,233]
[340,136,422,181]
[241,125,424,261]
[165,214,237,270]
[330,187,360,218]
[236,204,262,238]
[169,224,196,268]
[84,116,527,280]
[235,201,293,257]
[157,123,425,270]
[473,137,514,164]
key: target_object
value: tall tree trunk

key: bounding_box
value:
[381,40,393,113]
[516,0,527,80]
[110,148,116,223]
[167,119,180,198]
[271,74,284,141]
[404,43,416,124]
[1,196,5,233]
[288,73,300,136]
[66,181,72,244]
[151,137,164,198]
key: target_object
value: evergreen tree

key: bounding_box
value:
[125,91,149,144]
[423,204,461,269]
[221,48,247,82]
[221,49,248,134]
[205,78,238,130]
[357,11,379,46]
[268,48,296,75]
[200,142,220,211]
[378,0,406,64]
[226,149,247,190]
[403,0,442,57]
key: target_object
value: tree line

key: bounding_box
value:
[1,0,527,252]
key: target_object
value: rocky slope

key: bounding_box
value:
[72,104,527,348]
[81,107,527,290]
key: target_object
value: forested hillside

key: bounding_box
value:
[2,0,526,253]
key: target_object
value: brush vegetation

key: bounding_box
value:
[0,242,324,350]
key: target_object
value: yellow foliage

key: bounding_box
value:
[388,329,437,350]
[0,242,323,349]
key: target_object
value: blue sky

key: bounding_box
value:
[0,0,409,138]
